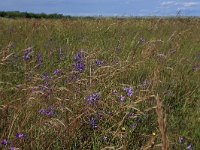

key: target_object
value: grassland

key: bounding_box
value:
[0,17,200,150]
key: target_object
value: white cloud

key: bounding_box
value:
[182,2,198,7]
[161,1,199,8]
[161,1,178,6]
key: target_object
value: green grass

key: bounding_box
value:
[0,17,200,149]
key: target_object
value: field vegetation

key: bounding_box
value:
[0,17,200,149]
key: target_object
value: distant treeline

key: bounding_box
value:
[0,11,72,19]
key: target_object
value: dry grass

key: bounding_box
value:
[0,17,200,149]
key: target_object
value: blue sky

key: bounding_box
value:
[0,0,200,16]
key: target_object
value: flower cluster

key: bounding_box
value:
[123,86,133,97]
[178,136,192,150]
[118,95,125,101]
[23,47,32,60]
[38,106,54,116]
[86,92,101,105]
[90,117,97,128]
[1,132,25,149]
[73,51,85,72]
[95,60,104,66]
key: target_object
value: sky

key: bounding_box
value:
[0,0,200,16]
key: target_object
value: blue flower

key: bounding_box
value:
[45,106,54,116]
[53,69,61,75]
[38,108,46,114]
[22,47,32,60]
[1,139,7,145]
[179,136,184,143]
[118,95,125,101]
[90,117,97,128]
[142,80,150,88]
[74,61,85,72]
[123,87,133,97]
[112,89,117,94]
[15,132,25,138]
[95,60,104,66]
[73,51,85,72]
[86,92,100,105]
[38,106,54,116]
[10,147,17,150]
[73,51,84,62]
[186,143,192,150]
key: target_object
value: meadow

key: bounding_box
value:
[0,17,200,150]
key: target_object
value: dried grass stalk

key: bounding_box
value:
[156,94,169,150]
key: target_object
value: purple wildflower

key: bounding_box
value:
[10,147,17,150]
[123,87,133,97]
[86,92,100,103]
[43,72,49,79]
[142,80,150,88]
[15,133,25,138]
[179,136,185,143]
[74,61,85,72]
[186,143,192,150]
[31,87,36,91]
[1,139,7,145]
[22,47,32,60]
[112,89,117,94]
[73,51,85,72]
[38,108,46,114]
[73,51,84,62]
[90,117,97,128]
[53,69,62,75]
[118,95,125,101]
[95,60,104,66]
[39,107,54,116]
[86,92,101,105]
[45,106,54,116]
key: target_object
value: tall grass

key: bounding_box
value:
[0,17,200,149]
